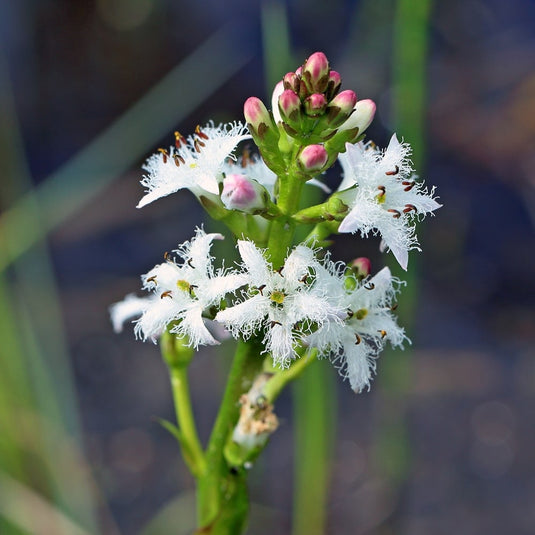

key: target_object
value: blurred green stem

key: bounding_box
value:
[373,0,433,497]
[196,340,264,534]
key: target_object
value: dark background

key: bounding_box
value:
[1,1,534,534]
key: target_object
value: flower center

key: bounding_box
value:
[270,290,285,305]
[177,279,191,292]
[355,308,368,320]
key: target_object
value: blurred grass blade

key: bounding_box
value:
[0,472,94,535]
[0,23,254,273]
[261,0,294,89]
[373,0,433,513]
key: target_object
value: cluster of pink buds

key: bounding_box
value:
[244,52,376,178]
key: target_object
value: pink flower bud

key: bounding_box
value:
[278,89,301,122]
[298,144,328,172]
[304,93,328,117]
[302,52,330,94]
[326,70,342,99]
[329,90,358,114]
[351,257,372,279]
[244,97,270,128]
[339,99,376,134]
[303,52,329,82]
[283,72,299,92]
[221,174,266,212]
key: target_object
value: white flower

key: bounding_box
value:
[124,229,245,347]
[308,267,408,392]
[215,241,343,367]
[138,122,250,208]
[110,294,153,333]
[337,134,441,270]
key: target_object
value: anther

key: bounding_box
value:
[387,209,401,218]
[346,309,354,318]
[173,154,185,166]
[276,266,284,275]
[355,333,362,345]
[194,139,203,153]
[195,125,209,140]
[378,329,387,339]
[403,204,417,213]
[270,321,282,328]
[146,275,157,284]
[257,284,266,295]
[391,303,398,311]
[299,274,309,283]
[187,258,194,268]
[158,148,169,163]
[161,290,172,299]
[385,165,399,176]
[174,131,186,148]
[189,284,198,295]
[241,145,252,168]
[164,251,170,261]
[364,282,375,290]
[377,185,386,197]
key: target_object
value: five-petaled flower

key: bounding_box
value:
[112,229,245,348]
[215,241,342,367]
[138,122,250,208]
[308,267,407,392]
[337,135,441,270]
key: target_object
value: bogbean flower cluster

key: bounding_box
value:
[111,51,440,393]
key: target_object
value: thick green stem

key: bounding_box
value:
[197,340,264,533]
[267,167,304,268]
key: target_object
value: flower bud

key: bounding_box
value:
[221,174,267,213]
[278,89,301,125]
[244,97,271,129]
[304,93,328,117]
[302,52,330,93]
[338,99,376,135]
[326,89,358,128]
[325,70,342,100]
[351,257,371,279]
[298,144,328,172]
[271,81,284,124]
[283,71,299,93]
[244,96,279,149]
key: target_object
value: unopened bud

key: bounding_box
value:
[302,52,330,93]
[283,72,300,93]
[304,93,328,117]
[221,174,267,213]
[244,97,271,129]
[278,89,302,125]
[244,96,279,149]
[339,99,376,135]
[271,81,284,124]
[298,144,328,172]
[326,90,358,128]
[325,70,342,100]
[351,257,372,279]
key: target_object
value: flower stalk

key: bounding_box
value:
[110,50,440,534]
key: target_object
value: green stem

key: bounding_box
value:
[263,349,317,403]
[197,340,264,533]
[169,366,206,477]
[267,166,304,267]
[292,358,335,535]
